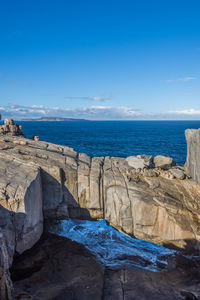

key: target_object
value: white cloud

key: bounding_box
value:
[0,104,141,120]
[1,104,200,120]
[168,109,200,115]
[65,95,112,102]
[167,77,196,83]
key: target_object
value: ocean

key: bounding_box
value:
[18,120,200,166]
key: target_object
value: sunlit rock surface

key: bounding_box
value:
[0,119,23,136]
[0,155,43,265]
[185,128,200,184]
[0,123,200,299]
[0,134,200,250]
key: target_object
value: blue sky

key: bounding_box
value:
[0,0,200,119]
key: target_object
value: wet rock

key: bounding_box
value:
[48,219,174,271]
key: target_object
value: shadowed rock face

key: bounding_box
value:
[10,233,200,300]
[11,234,104,300]
[185,129,200,184]
[0,234,14,300]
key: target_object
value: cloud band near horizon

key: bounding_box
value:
[0,104,200,120]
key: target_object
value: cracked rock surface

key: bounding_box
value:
[0,135,200,252]
[0,131,200,299]
[10,233,200,300]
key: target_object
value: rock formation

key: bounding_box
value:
[0,120,200,299]
[0,119,23,136]
[185,128,200,184]
[153,155,175,169]
[0,154,43,266]
[0,233,14,300]
[0,133,200,252]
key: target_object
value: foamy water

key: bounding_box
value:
[48,219,175,271]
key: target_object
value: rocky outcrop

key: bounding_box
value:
[126,155,152,170]
[153,155,174,169]
[0,135,200,251]
[0,119,23,136]
[0,121,200,298]
[185,128,200,184]
[0,152,43,266]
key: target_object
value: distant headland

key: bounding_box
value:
[19,117,89,121]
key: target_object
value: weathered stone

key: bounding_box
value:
[153,155,174,169]
[169,168,186,180]
[142,168,157,177]
[47,143,64,154]
[0,155,43,266]
[0,233,14,300]
[78,153,90,165]
[0,119,200,298]
[88,157,104,211]
[137,154,153,165]
[185,128,200,184]
[0,119,23,136]
[4,119,14,126]
[0,133,200,256]
[63,146,77,158]
[33,135,39,141]
[126,155,152,170]
[77,157,90,213]
[27,140,48,150]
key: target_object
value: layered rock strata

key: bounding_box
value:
[0,135,200,253]
[0,122,200,299]
[0,152,43,266]
[185,128,200,184]
[0,233,14,300]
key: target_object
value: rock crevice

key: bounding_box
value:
[0,121,200,299]
[0,133,200,253]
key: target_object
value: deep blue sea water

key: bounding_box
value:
[16,120,200,165]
